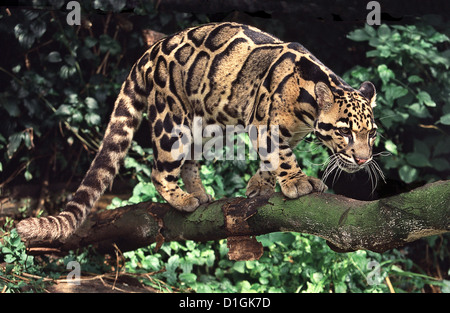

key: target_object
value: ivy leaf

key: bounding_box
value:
[3,97,21,117]
[85,112,101,125]
[85,97,98,110]
[94,0,126,12]
[55,104,72,116]
[4,254,16,263]
[31,19,46,39]
[398,165,419,184]
[179,273,197,284]
[13,24,35,48]
[84,36,98,48]
[7,132,23,159]
[47,51,62,63]
[99,34,121,56]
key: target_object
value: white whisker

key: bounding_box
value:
[371,160,386,183]
[321,154,339,186]
[372,151,391,158]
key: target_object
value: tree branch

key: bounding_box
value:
[25,180,450,259]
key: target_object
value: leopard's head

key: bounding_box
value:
[314,81,377,174]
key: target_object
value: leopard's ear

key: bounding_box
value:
[315,81,334,112]
[359,81,377,108]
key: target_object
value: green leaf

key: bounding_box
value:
[71,110,84,123]
[166,255,180,271]
[85,97,98,110]
[47,51,62,63]
[407,75,423,83]
[99,34,122,55]
[377,64,395,84]
[347,29,370,42]
[405,152,430,167]
[7,132,23,158]
[84,36,98,48]
[384,84,408,102]
[85,112,101,125]
[4,254,16,263]
[439,113,450,125]
[59,64,76,79]
[413,139,430,158]
[2,247,12,254]
[431,158,450,171]
[31,19,46,39]
[2,98,21,117]
[364,24,377,37]
[55,104,72,116]
[408,103,430,118]
[144,255,161,271]
[179,273,197,284]
[416,91,436,107]
[384,140,398,155]
[366,49,380,58]
[398,165,419,184]
[377,24,391,41]
[94,0,126,12]
[64,54,76,67]
[14,24,35,48]
[24,170,33,181]
[349,66,372,82]
[233,261,246,274]
[334,281,347,293]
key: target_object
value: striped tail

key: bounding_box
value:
[17,63,150,242]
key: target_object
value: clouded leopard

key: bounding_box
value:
[17,22,377,242]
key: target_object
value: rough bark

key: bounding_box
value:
[24,180,450,259]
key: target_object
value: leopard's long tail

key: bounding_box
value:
[17,62,151,242]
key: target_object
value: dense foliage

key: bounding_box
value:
[1,1,449,293]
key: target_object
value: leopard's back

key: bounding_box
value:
[142,23,288,125]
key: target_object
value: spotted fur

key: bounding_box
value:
[17,22,377,242]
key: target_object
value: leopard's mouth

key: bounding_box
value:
[336,154,364,173]
[322,153,365,181]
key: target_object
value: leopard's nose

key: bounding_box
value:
[354,156,368,165]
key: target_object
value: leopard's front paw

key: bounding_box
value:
[280,175,327,199]
[245,172,276,198]
[191,190,212,205]
[168,193,203,212]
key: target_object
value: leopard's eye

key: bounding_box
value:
[369,129,377,138]
[339,127,351,137]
